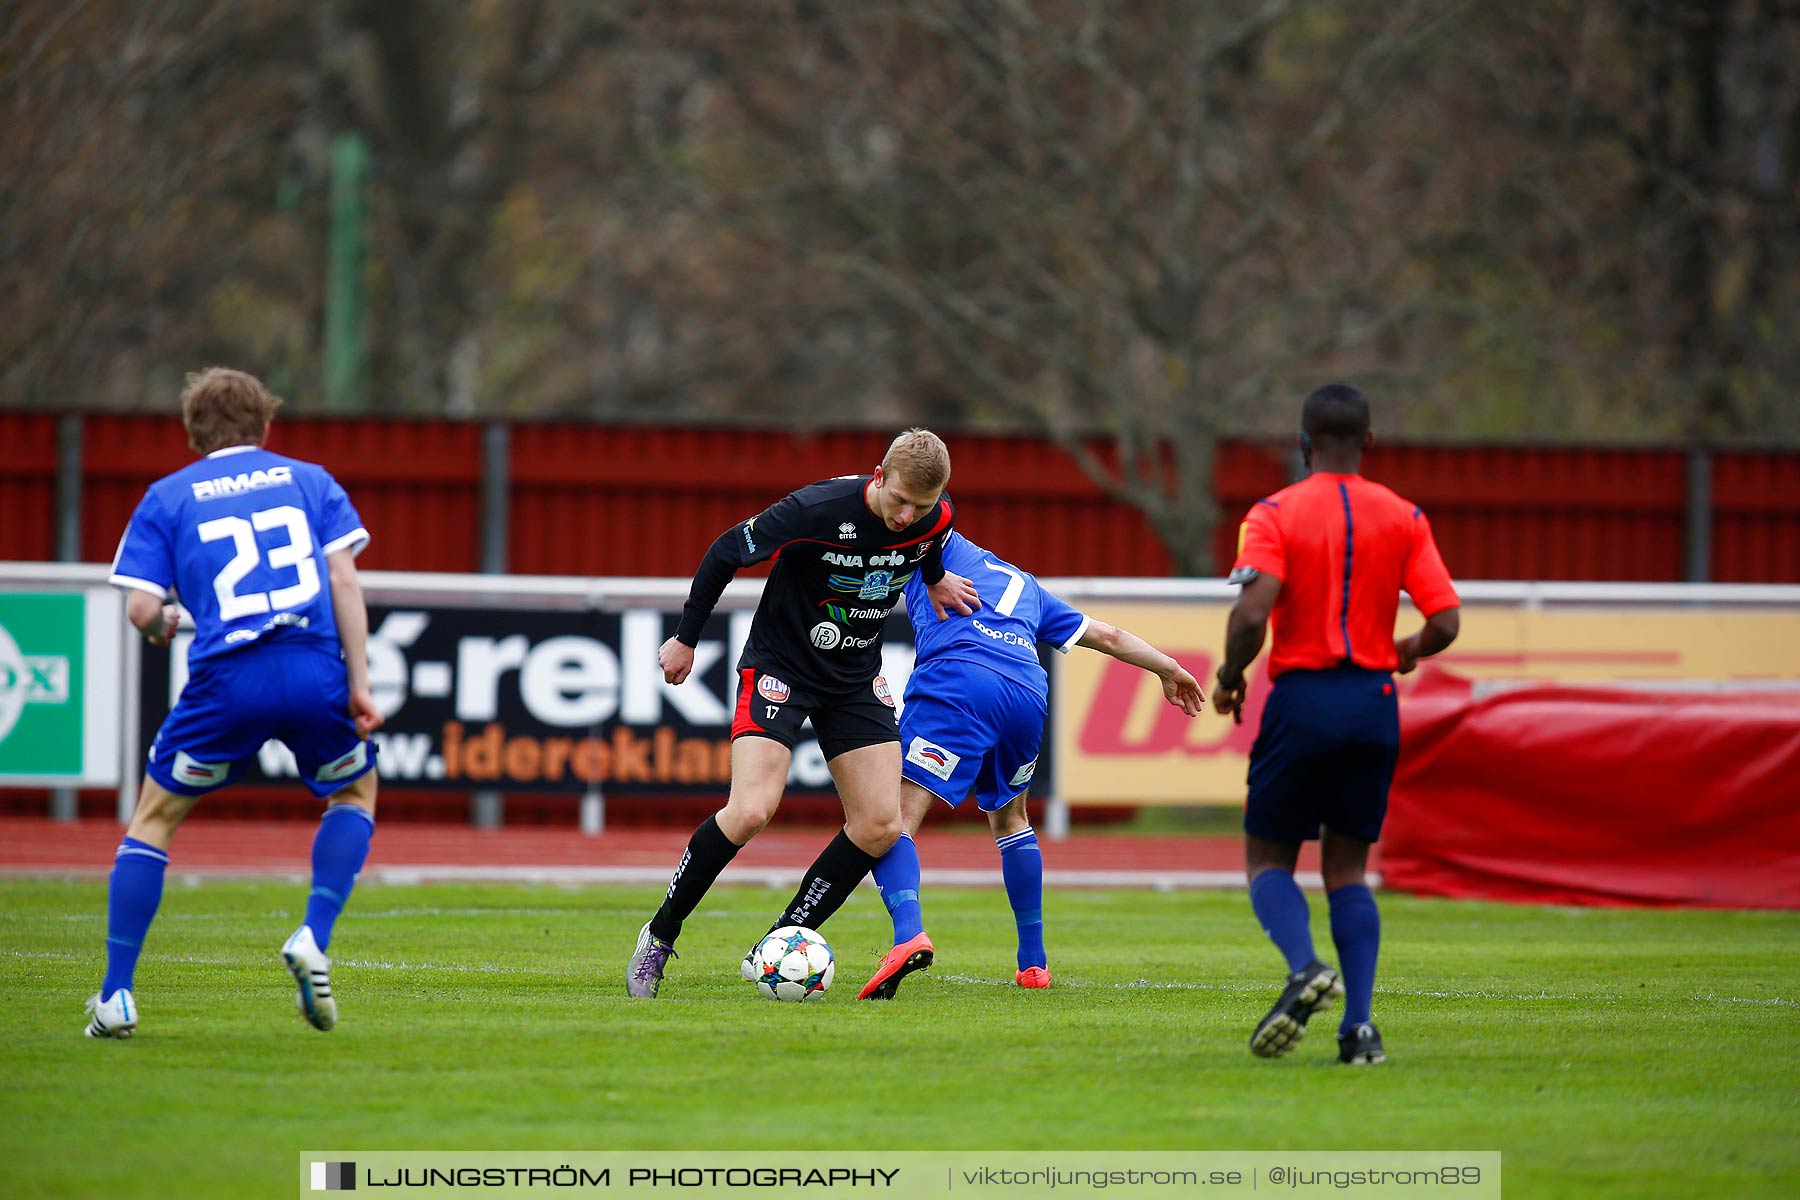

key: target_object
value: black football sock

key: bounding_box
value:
[770,828,881,933]
[649,815,740,944]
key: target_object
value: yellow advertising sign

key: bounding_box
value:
[1055,602,1800,805]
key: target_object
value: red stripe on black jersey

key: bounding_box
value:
[888,498,954,550]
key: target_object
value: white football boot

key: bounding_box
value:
[84,989,138,1039]
[281,925,337,1031]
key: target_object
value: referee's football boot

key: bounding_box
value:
[627,921,677,998]
[281,925,338,1031]
[83,989,138,1039]
[1249,959,1344,1058]
[857,931,935,1000]
[1338,1021,1387,1065]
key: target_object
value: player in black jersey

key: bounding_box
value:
[627,429,981,996]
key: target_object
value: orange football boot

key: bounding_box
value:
[857,932,935,1000]
[1015,966,1051,988]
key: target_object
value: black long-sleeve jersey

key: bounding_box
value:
[673,475,954,691]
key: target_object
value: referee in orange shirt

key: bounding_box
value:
[1214,384,1460,1065]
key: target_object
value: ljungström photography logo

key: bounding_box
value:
[310,1161,355,1191]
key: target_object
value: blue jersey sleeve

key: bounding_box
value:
[313,472,370,558]
[1034,584,1089,653]
[110,491,177,598]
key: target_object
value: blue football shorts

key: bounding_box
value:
[147,641,377,800]
[1245,665,1399,843]
[899,658,1048,812]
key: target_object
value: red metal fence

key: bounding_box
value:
[4,413,1798,581]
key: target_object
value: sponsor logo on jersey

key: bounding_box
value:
[869,551,904,567]
[316,741,369,783]
[823,551,863,568]
[838,522,858,541]
[809,622,842,650]
[910,541,933,561]
[1009,758,1038,789]
[741,519,758,555]
[906,736,960,781]
[190,465,294,501]
[757,675,791,704]
[816,599,883,622]
[873,675,894,707]
[972,618,1035,648]
[828,569,914,598]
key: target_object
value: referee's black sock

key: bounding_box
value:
[771,828,881,933]
[649,815,740,944]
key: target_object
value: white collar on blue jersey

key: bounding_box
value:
[205,444,261,458]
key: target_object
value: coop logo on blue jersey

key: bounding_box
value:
[905,736,960,781]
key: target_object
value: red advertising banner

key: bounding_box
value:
[1383,671,1800,909]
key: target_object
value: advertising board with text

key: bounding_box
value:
[139,604,927,794]
[1056,602,1800,805]
[0,589,122,786]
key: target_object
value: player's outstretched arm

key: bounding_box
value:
[1076,620,1205,717]
[327,548,383,736]
[1214,571,1281,722]
[124,589,180,647]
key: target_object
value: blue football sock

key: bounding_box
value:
[1329,883,1381,1031]
[872,831,924,945]
[304,804,375,952]
[996,827,1045,971]
[1249,868,1317,974]
[103,837,169,1000]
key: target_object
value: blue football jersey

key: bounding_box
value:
[903,532,1088,697]
[110,446,369,668]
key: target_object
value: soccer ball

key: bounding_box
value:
[750,926,835,1002]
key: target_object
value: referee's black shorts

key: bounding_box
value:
[1245,665,1399,843]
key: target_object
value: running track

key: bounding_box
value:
[0,819,1367,889]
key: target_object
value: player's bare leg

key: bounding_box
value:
[828,740,904,857]
[283,769,379,1032]
[859,779,941,999]
[985,791,1049,988]
[640,737,791,996]
[124,776,203,851]
[1321,827,1384,1064]
[715,736,794,844]
[1246,834,1343,1058]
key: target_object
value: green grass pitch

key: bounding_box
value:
[1,879,1795,1199]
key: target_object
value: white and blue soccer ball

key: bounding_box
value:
[750,926,835,1002]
